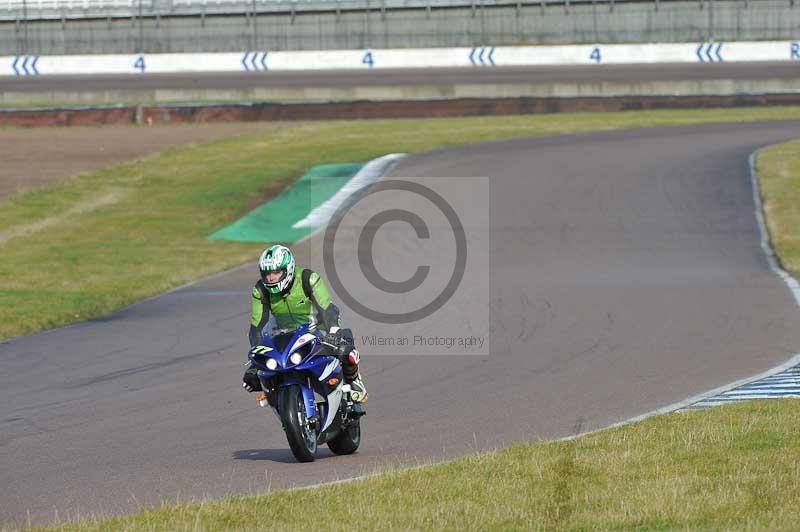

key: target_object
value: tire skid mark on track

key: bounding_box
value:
[61,343,237,389]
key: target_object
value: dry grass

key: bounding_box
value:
[757,139,800,277]
[3,107,800,340]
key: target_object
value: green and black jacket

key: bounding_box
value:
[248,267,340,346]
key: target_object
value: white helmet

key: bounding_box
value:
[258,245,295,294]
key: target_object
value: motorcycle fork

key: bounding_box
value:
[277,376,318,429]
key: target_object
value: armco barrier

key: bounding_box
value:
[3,41,800,76]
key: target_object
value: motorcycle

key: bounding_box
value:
[247,323,365,462]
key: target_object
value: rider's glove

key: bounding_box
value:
[322,326,343,349]
[242,364,262,393]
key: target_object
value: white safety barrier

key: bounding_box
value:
[2,41,799,76]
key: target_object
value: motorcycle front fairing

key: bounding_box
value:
[248,324,346,437]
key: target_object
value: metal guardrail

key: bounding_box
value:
[0,0,696,22]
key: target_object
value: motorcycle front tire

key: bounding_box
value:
[279,385,318,462]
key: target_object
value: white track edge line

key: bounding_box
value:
[9,144,800,498]
[286,355,800,494]
[292,153,406,229]
[253,146,800,492]
[555,147,800,437]
[748,149,800,307]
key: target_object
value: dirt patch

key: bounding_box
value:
[4,92,800,203]
[0,122,276,203]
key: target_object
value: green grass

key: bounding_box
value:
[5,108,800,531]
[757,139,800,277]
[30,398,800,531]
[2,107,800,340]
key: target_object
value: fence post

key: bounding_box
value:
[252,0,258,49]
[138,0,144,53]
[708,0,714,41]
[22,0,28,54]
[480,0,485,45]
[365,0,371,50]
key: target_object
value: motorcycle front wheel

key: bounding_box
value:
[279,385,318,462]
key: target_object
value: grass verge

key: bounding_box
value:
[2,107,800,340]
[757,139,800,277]
[30,398,800,531]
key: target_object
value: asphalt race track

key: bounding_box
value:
[3,121,800,526]
[0,63,797,94]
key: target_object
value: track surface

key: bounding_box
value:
[3,121,800,526]
[1,63,797,93]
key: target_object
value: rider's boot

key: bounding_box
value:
[347,373,368,403]
[343,349,368,403]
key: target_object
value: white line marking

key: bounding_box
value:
[558,147,800,432]
[215,144,800,492]
[292,153,406,229]
[555,352,800,441]
[749,150,800,308]
[718,389,800,396]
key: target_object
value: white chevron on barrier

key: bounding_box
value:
[2,40,799,76]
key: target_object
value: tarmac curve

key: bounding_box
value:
[2,121,800,526]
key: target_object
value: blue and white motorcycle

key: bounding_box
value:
[247,323,365,462]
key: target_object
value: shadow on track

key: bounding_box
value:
[232,448,338,463]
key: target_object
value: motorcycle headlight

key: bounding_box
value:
[265,358,278,371]
[289,352,303,366]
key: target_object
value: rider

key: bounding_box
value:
[242,244,368,403]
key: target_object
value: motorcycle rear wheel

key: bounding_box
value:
[279,385,318,462]
[328,418,361,455]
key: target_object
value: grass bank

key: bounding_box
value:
[32,398,800,531]
[2,107,800,340]
[757,139,800,277]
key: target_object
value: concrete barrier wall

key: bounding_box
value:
[2,1,799,55]
[3,40,799,77]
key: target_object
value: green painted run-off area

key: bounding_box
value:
[209,163,363,244]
